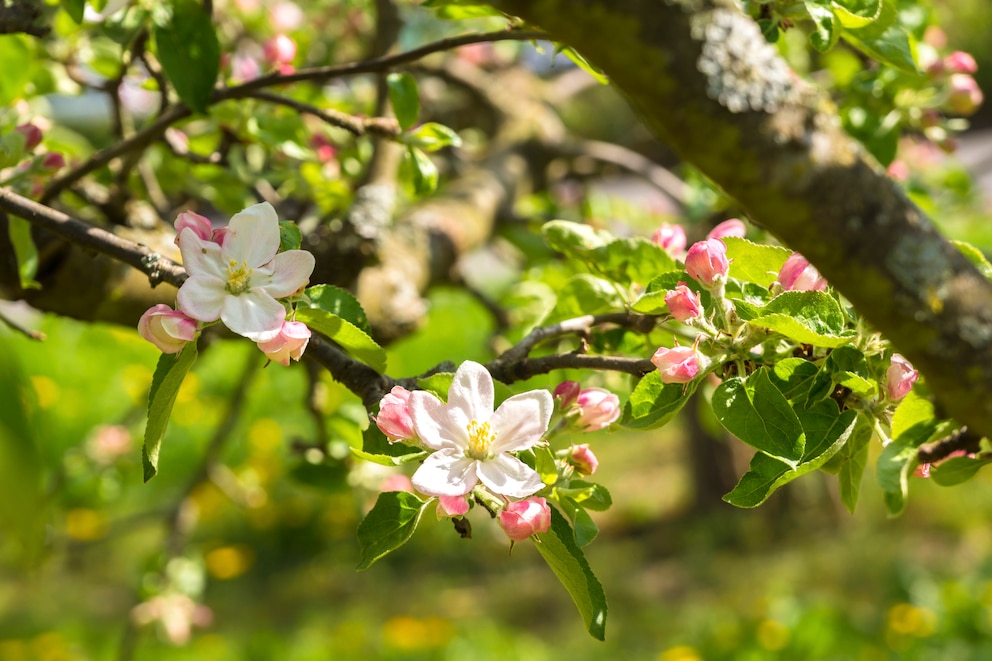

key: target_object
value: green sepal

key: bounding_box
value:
[142,343,199,482]
[356,491,430,570]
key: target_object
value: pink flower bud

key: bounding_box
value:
[651,345,703,384]
[944,51,978,74]
[269,1,304,31]
[652,223,687,257]
[230,53,261,82]
[886,353,919,401]
[376,386,416,443]
[380,474,414,493]
[707,218,746,242]
[174,210,214,244]
[14,123,43,151]
[263,34,297,65]
[138,304,198,354]
[41,152,65,170]
[498,497,551,542]
[554,380,581,409]
[945,74,983,116]
[887,160,910,182]
[437,495,470,517]
[568,444,599,475]
[664,281,703,322]
[256,320,311,366]
[684,238,729,288]
[573,388,621,431]
[311,135,337,164]
[778,252,828,292]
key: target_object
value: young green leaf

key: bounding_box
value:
[305,284,372,334]
[723,237,791,288]
[833,417,872,512]
[406,146,438,195]
[533,508,608,640]
[748,290,854,347]
[142,343,199,482]
[152,0,220,113]
[387,73,420,131]
[930,456,992,487]
[713,369,806,466]
[61,0,86,23]
[621,371,699,430]
[278,220,303,252]
[294,307,387,372]
[402,123,462,152]
[7,216,40,290]
[840,0,917,74]
[356,491,430,570]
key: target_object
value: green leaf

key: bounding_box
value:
[61,0,86,23]
[533,508,608,640]
[362,421,420,459]
[543,219,610,253]
[806,2,839,51]
[723,237,791,288]
[766,358,820,404]
[588,238,678,287]
[305,284,371,334]
[142,343,199,482]
[350,446,427,466]
[278,220,302,252]
[712,369,805,466]
[556,497,599,547]
[952,240,992,280]
[7,216,40,290]
[543,274,624,324]
[836,418,872,512]
[807,346,873,403]
[875,439,918,516]
[0,36,34,105]
[632,272,689,314]
[556,45,609,84]
[417,372,454,401]
[402,122,462,152]
[831,0,882,29]
[930,456,992,486]
[891,390,939,446]
[294,307,386,372]
[356,491,430,570]
[841,1,917,73]
[534,446,559,485]
[406,146,438,195]
[748,291,854,347]
[153,0,220,113]
[421,0,504,19]
[556,480,613,511]
[387,73,420,131]
[621,370,698,430]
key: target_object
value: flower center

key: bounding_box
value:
[225,259,253,295]
[465,419,496,460]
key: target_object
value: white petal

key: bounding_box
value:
[178,229,225,279]
[257,249,315,298]
[446,361,494,423]
[220,291,286,341]
[176,277,226,322]
[411,450,478,497]
[476,454,544,498]
[224,202,280,268]
[409,391,467,451]
[489,390,554,453]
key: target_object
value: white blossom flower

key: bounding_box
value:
[409,361,553,499]
[176,202,314,342]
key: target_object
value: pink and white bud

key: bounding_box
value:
[651,345,704,384]
[945,74,983,116]
[707,218,747,242]
[230,53,261,82]
[174,211,214,244]
[886,353,919,401]
[944,51,978,74]
[778,252,828,292]
[256,320,311,366]
[554,380,581,409]
[568,444,599,475]
[437,494,470,517]
[14,123,43,151]
[685,238,729,288]
[887,160,910,182]
[138,304,198,354]
[665,282,703,322]
[652,223,687,257]
[269,1,304,31]
[263,34,297,65]
[380,474,414,493]
[498,497,552,542]
[573,387,621,431]
[375,386,416,443]
[41,152,65,170]
[310,134,337,164]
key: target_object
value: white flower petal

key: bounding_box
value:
[411,449,478,497]
[176,276,226,322]
[259,249,315,298]
[409,391,467,451]
[178,230,225,279]
[489,390,554,454]
[476,454,544,498]
[224,202,280,268]
[220,291,286,341]
[446,361,494,423]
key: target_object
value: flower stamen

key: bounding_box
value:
[225,259,253,295]
[466,419,496,459]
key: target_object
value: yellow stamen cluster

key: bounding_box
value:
[466,419,496,459]
[225,259,253,295]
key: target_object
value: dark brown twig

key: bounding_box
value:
[917,427,984,465]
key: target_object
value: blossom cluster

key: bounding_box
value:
[138,203,316,365]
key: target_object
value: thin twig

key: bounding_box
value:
[240,90,401,137]
[917,426,984,464]
[0,306,45,340]
[497,310,656,365]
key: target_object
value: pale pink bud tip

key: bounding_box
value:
[778,252,828,292]
[685,238,729,288]
[174,210,214,244]
[499,497,552,542]
[945,51,978,75]
[665,282,703,322]
[707,218,747,242]
[375,386,416,443]
[573,388,620,431]
[554,381,581,409]
[652,223,687,257]
[651,345,703,384]
[568,444,599,475]
[263,34,297,65]
[886,353,919,401]
[945,74,983,116]
[138,304,198,354]
[14,123,43,151]
[257,320,311,366]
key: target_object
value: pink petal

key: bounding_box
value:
[488,390,553,453]
[259,249,315,298]
[446,361,494,423]
[176,277,226,322]
[220,291,286,341]
[224,202,280,268]
[411,450,478,497]
[409,391,466,451]
[476,454,544,498]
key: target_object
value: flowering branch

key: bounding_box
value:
[496,311,657,365]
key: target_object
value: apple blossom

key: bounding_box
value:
[572,387,621,431]
[408,361,552,499]
[944,51,978,75]
[651,345,704,384]
[886,354,919,401]
[568,444,599,475]
[498,497,551,542]
[138,304,198,354]
[684,238,729,288]
[264,34,297,65]
[651,223,687,257]
[376,386,417,443]
[174,211,227,246]
[707,218,746,241]
[553,380,581,409]
[380,474,414,493]
[41,152,65,170]
[257,320,311,366]
[778,253,828,292]
[665,282,703,322]
[14,123,42,151]
[945,74,983,116]
[176,202,315,342]
[437,495,470,517]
